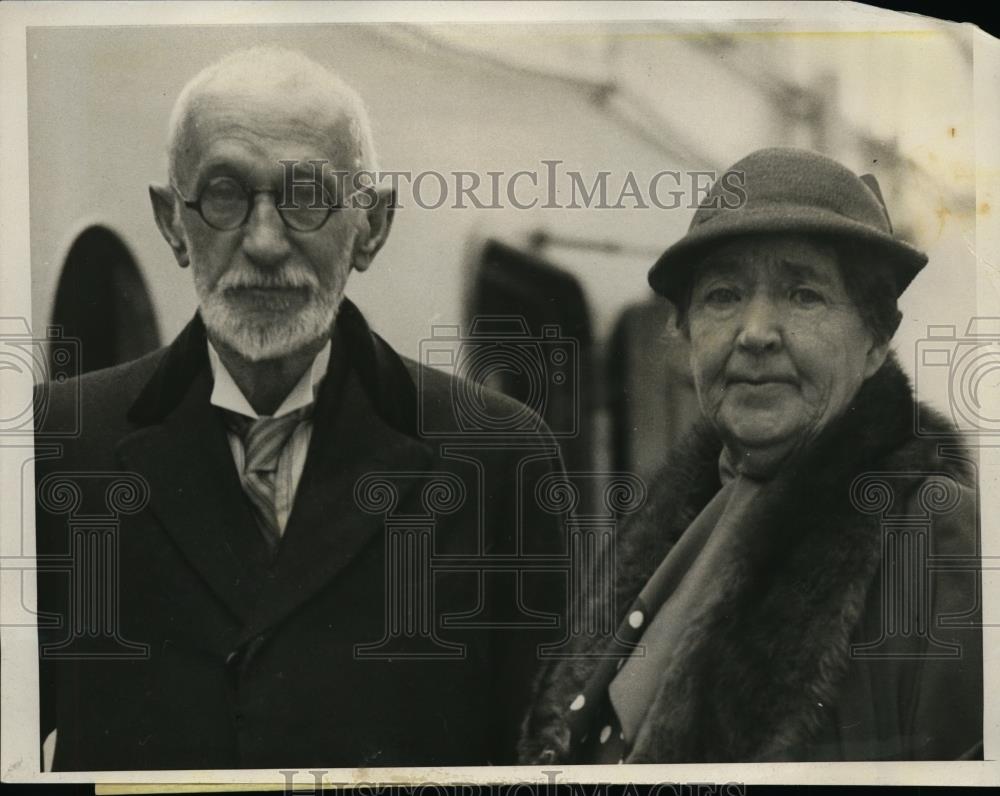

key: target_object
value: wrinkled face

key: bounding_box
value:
[173,89,365,361]
[687,234,887,462]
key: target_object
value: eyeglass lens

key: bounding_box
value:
[199,176,336,231]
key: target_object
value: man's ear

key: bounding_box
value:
[352,186,395,273]
[863,338,890,379]
[149,183,190,268]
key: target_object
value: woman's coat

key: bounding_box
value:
[519,354,982,763]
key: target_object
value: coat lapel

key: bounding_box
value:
[115,302,434,637]
[240,363,432,641]
[116,324,272,625]
[237,297,433,641]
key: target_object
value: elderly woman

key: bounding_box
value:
[519,148,982,763]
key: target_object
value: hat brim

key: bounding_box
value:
[648,204,928,303]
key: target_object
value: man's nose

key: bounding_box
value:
[735,293,782,352]
[241,194,291,265]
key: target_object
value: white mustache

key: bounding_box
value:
[217,265,319,292]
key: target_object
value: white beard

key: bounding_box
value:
[194,261,345,362]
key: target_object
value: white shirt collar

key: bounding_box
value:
[207,339,332,420]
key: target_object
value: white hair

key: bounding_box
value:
[166,46,378,185]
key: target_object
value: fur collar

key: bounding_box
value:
[519,353,971,763]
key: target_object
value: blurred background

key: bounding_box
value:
[27,20,979,481]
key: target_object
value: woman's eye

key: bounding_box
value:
[704,287,740,305]
[791,287,824,306]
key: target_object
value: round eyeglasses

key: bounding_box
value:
[175,176,344,232]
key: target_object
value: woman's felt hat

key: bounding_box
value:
[648,147,928,303]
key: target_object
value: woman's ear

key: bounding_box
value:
[864,338,890,379]
[149,184,190,268]
[352,186,395,273]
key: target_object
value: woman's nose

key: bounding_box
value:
[241,194,291,265]
[735,294,782,352]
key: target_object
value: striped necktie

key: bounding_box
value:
[224,406,312,550]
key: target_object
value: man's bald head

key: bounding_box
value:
[166,46,378,187]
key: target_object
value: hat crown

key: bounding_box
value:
[692,147,891,234]
[647,146,928,302]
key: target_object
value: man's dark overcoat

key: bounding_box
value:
[36,299,565,770]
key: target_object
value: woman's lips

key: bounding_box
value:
[725,379,796,411]
[726,369,797,386]
[725,378,797,402]
[729,378,795,385]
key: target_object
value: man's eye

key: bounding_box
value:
[202,176,247,204]
[791,287,825,306]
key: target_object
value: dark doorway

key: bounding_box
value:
[607,299,700,482]
[466,240,594,474]
[50,225,160,376]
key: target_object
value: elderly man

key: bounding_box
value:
[35,47,564,770]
